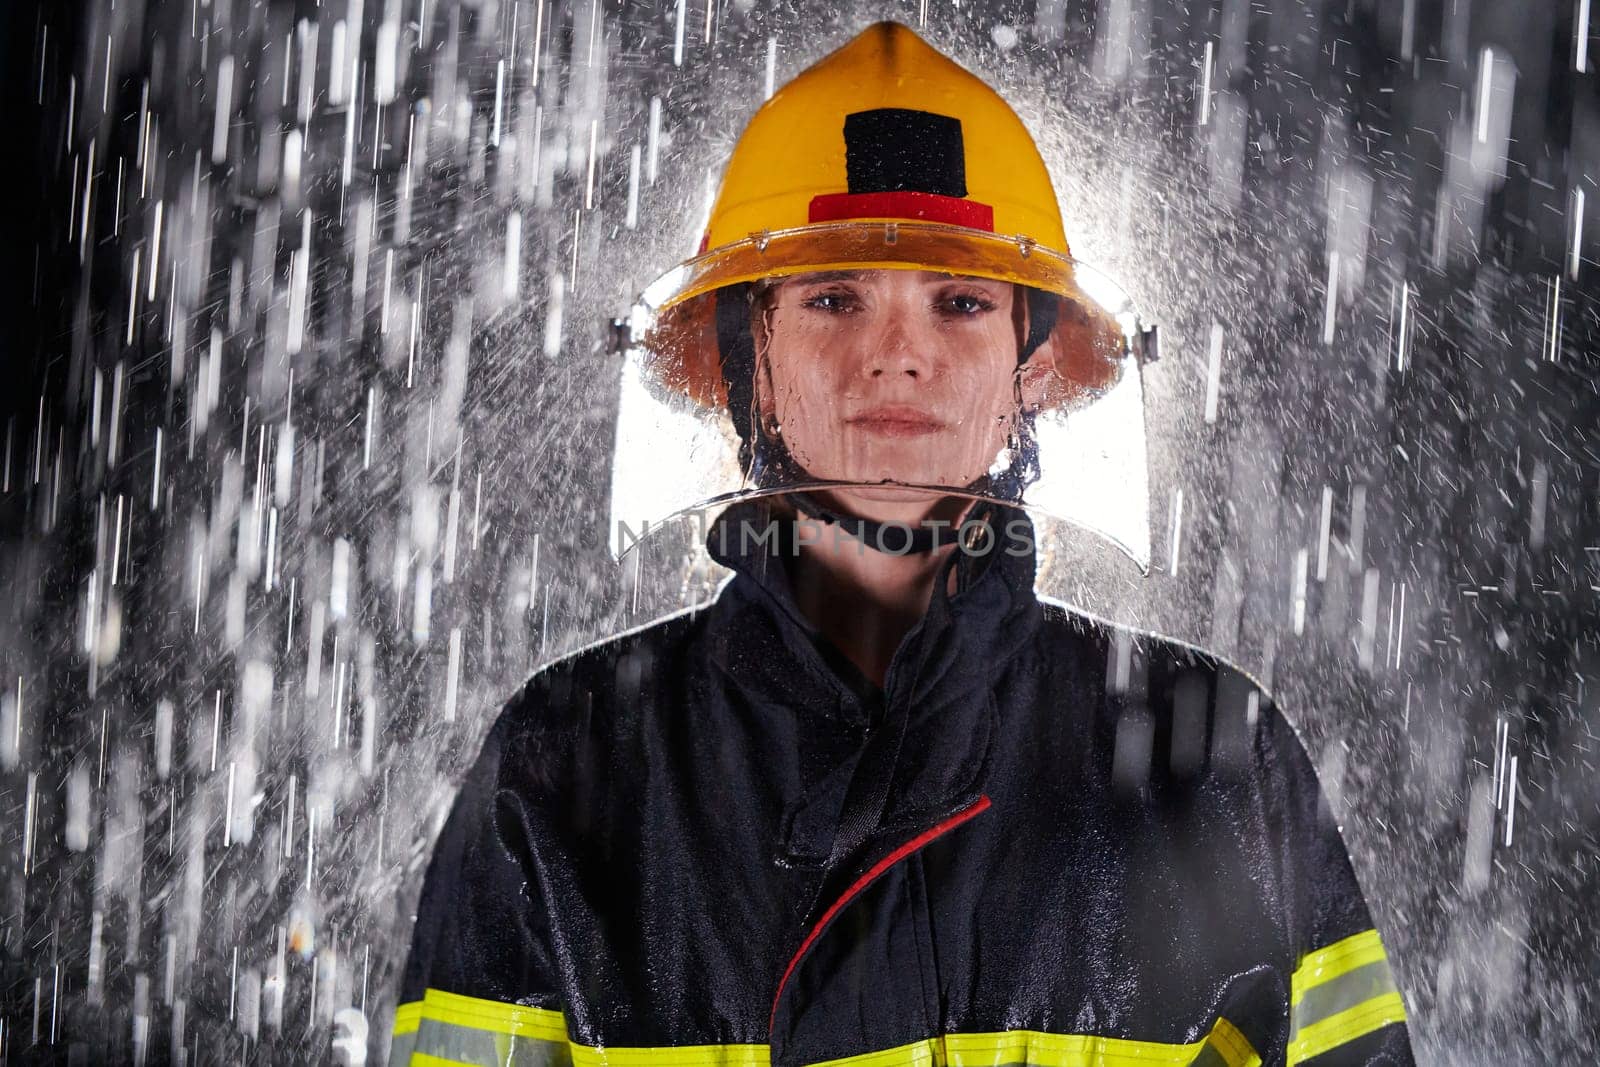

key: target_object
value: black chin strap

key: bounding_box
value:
[786,490,992,555]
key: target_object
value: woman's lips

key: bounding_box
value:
[845,406,946,437]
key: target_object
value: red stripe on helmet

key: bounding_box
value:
[807,191,995,231]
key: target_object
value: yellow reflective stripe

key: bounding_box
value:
[395,1001,423,1036]
[393,991,1258,1067]
[1205,1017,1264,1067]
[1286,930,1407,1064]
[406,1049,761,1067]
[385,989,570,1066]
[569,1044,770,1067]
[421,987,569,1041]
[390,1006,422,1067]
[1286,992,1406,1065]
[808,1036,929,1067]
[396,989,764,1067]
[1289,930,1389,1006]
[810,1017,1260,1067]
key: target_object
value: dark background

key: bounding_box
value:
[1,0,1598,1061]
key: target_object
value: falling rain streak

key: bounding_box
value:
[1,0,1599,1064]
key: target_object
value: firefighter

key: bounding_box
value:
[392,21,1414,1067]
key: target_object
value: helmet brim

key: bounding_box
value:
[636,221,1139,411]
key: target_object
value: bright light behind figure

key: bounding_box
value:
[1075,263,1134,322]
[1022,359,1151,572]
[608,345,744,558]
[607,256,1153,573]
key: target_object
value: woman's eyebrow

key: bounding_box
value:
[782,270,1000,285]
[785,269,879,285]
[919,271,1003,285]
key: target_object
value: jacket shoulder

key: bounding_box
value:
[506,602,707,709]
[1036,596,1273,699]
[486,604,712,792]
[1035,596,1286,781]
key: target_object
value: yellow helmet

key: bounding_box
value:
[611,21,1153,572]
[637,20,1141,411]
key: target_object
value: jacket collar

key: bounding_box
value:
[704,494,1041,633]
[701,495,1045,865]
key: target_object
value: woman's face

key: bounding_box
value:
[753,269,1053,518]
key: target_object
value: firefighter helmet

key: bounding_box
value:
[611,21,1153,568]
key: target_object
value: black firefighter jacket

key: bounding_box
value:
[392,499,1414,1067]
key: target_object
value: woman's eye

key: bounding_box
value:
[802,291,857,313]
[943,293,997,315]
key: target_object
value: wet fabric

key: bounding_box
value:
[394,499,1413,1067]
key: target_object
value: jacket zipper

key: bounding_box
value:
[768,794,992,1034]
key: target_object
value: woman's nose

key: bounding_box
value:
[863,308,935,379]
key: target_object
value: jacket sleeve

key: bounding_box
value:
[388,704,570,1066]
[1258,697,1414,1066]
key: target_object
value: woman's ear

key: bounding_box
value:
[1015,291,1070,412]
[1017,342,1062,412]
[1012,288,1064,412]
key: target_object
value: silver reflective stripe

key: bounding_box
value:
[388,1029,417,1067]
[413,1016,574,1067]
[1289,957,1399,1041]
[974,1058,1233,1067]
[1188,1045,1234,1067]
[936,1039,1242,1067]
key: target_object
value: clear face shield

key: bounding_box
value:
[608,222,1154,570]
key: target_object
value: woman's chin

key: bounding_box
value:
[838,482,948,502]
[806,482,977,526]
[822,468,971,497]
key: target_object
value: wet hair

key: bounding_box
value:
[714,282,772,482]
